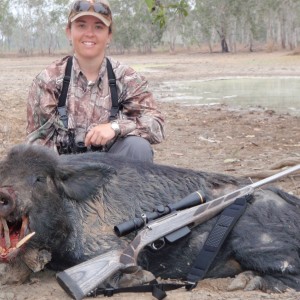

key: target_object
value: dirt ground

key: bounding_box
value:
[0,51,299,299]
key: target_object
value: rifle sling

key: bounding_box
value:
[92,280,186,300]
[186,194,251,287]
[92,195,251,299]
[57,57,119,129]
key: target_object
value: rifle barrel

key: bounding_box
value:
[250,164,300,189]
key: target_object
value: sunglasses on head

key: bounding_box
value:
[72,1,111,16]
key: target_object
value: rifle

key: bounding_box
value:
[56,164,300,300]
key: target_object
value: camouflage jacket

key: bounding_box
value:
[26,55,165,150]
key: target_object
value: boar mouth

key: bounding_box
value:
[0,216,35,262]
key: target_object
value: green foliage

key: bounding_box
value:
[144,0,189,28]
[144,0,156,10]
[169,0,189,17]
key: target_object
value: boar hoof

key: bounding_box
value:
[228,271,289,293]
[243,275,264,291]
[228,271,258,291]
[23,249,52,272]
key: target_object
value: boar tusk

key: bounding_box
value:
[19,216,29,240]
[16,232,36,249]
[1,217,11,248]
[0,218,2,237]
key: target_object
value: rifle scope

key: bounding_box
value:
[114,190,206,237]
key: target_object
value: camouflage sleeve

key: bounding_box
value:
[117,66,165,144]
[26,76,65,148]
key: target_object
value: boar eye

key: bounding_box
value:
[27,175,46,186]
[35,176,46,183]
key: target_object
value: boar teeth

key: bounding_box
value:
[0,217,34,250]
[1,217,10,248]
[16,232,36,248]
[20,216,29,239]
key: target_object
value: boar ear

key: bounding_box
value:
[55,162,117,201]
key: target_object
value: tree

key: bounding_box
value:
[0,0,15,52]
[1,0,69,55]
[110,0,163,54]
[192,0,239,53]
[1,0,300,55]
[144,0,189,52]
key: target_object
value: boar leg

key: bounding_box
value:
[228,271,290,293]
[23,248,52,272]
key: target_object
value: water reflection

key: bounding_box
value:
[156,77,300,116]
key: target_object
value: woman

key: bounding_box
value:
[26,0,165,162]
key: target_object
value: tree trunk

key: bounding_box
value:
[221,37,229,52]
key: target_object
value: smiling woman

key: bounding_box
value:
[26,0,165,163]
[66,0,112,65]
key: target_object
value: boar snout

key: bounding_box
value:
[0,187,16,217]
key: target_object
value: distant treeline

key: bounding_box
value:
[1,0,300,55]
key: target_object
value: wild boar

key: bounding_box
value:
[0,144,299,294]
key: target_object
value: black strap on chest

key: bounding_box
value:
[106,58,119,121]
[58,56,73,128]
[57,56,119,128]
[92,194,250,299]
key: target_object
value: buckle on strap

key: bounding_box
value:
[185,281,197,291]
[102,287,114,297]
[108,78,116,85]
[57,106,68,128]
[63,75,71,83]
[57,106,67,117]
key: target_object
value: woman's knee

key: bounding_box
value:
[108,136,153,162]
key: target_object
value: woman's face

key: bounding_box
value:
[66,15,111,60]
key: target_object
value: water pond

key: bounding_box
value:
[156,77,300,116]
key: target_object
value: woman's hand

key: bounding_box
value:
[85,123,116,147]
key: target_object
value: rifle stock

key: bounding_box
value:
[56,250,124,300]
[56,164,300,300]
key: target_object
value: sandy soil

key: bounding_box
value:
[0,51,299,299]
